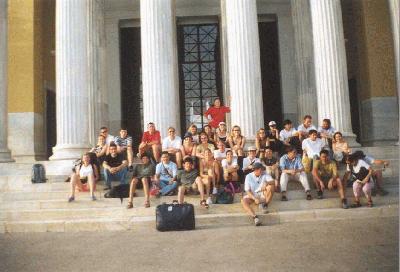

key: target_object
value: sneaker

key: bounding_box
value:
[206,196,212,205]
[342,199,348,209]
[128,165,134,172]
[306,191,312,201]
[281,194,288,201]
[136,152,141,159]
[68,196,75,202]
[91,195,97,201]
[253,216,261,226]
[259,203,268,214]
[317,190,323,199]
[212,187,218,195]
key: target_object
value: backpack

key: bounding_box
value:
[212,186,234,204]
[31,164,47,183]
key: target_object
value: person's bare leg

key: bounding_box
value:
[241,198,256,217]
[263,184,275,204]
[141,177,150,203]
[138,143,147,156]
[208,169,216,190]
[69,174,79,198]
[152,144,161,162]
[176,151,182,168]
[88,174,95,197]
[128,178,138,203]
[178,186,186,204]
[127,146,133,166]
[203,178,211,198]
[195,177,205,201]
[333,177,345,199]
[374,170,384,190]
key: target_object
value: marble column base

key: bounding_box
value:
[342,134,361,148]
[50,144,91,161]
[0,148,14,163]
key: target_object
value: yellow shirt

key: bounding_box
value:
[313,160,337,178]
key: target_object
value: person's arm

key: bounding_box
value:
[199,161,207,178]
[240,136,246,149]
[103,160,110,171]
[97,145,107,157]
[191,144,197,157]
[203,107,211,118]
[227,136,234,149]
[196,146,204,159]
[312,163,324,187]
[363,168,373,183]
[116,160,128,172]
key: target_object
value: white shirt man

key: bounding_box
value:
[302,131,325,158]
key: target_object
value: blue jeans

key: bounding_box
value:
[104,167,128,187]
[159,179,178,196]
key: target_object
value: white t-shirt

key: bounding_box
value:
[318,126,335,148]
[302,138,325,158]
[279,128,297,141]
[79,164,93,177]
[242,157,261,170]
[297,124,317,134]
[213,149,228,160]
[162,136,182,150]
[106,134,115,145]
[346,159,370,173]
[221,158,238,169]
[245,172,274,194]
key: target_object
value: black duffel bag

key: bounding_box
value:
[156,201,195,231]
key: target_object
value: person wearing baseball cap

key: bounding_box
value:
[266,121,281,157]
[242,146,261,177]
[242,162,276,226]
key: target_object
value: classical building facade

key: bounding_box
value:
[0,0,398,162]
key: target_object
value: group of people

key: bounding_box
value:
[66,98,390,226]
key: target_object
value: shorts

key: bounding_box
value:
[180,182,197,191]
[243,192,266,203]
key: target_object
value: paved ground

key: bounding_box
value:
[0,217,398,272]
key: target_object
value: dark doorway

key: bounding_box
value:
[119,27,143,149]
[177,23,222,134]
[259,21,283,127]
[45,90,56,159]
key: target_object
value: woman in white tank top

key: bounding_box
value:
[68,153,98,202]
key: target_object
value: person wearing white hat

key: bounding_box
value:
[242,146,261,176]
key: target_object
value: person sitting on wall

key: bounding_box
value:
[222,150,240,183]
[262,147,280,192]
[203,97,231,129]
[68,152,99,202]
[162,127,183,169]
[297,115,317,142]
[332,132,351,164]
[242,146,261,177]
[280,146,312,201]
[138,122,162,163]
[228,125,246,157]
[318,118,335,151]
[312,149,348,208]
[241,162,275,226]
[177,157,208,208]
[255,128,269,159]
[126,154,156,209]
[302,129,325,172]
[196,132,216,160]
[154,151,178,197]
[114,127,134,170]
[280,119,301,154]
[102,143,128,190]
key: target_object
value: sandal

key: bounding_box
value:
[350,201,361,208]
[367,200,373,208]
[126,202,133,209]
[144,200,150,208]
[200,199,209,209]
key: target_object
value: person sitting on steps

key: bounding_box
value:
[102,143,128,190]
[154,151,178,197]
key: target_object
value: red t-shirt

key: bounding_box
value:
[204,106,231,128]
[141,130,161,144]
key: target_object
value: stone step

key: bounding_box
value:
[1,192,398,222]
[1,182,397,203]
[1,203,397,233]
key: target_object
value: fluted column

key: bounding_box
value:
[88,0,105,145]
[140,0,180,137]
[51,0,91,160]
[388,0,399,100]
[0,0,13,162]
[225,0,264,138]
[291,0,318,122]
[310,0,358,145]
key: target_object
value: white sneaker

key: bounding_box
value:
[212,187,218,195]
[206,196,212,205]
[254,216,261,226]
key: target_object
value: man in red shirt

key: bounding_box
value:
[138,122,161,162]
[204,98,230,129]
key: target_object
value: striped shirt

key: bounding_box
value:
[114,136,132,147]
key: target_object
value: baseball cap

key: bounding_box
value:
[253,162,264,170]
[268,121,276,126]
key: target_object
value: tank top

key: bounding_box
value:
[79,164,93,178]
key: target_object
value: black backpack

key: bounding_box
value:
[31,164,47,183]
